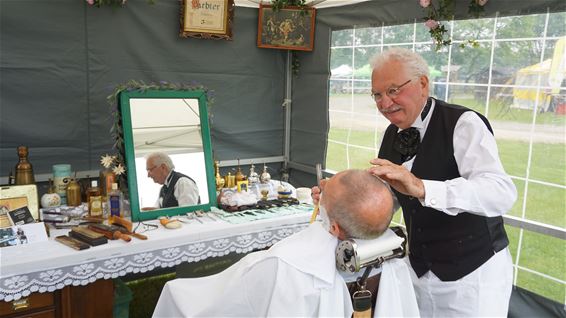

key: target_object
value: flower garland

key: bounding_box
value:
[420,0,488,50]
[107,80,215,197]
[85,0,154,7]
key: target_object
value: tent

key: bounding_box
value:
[513,37,566,111]
[1,0,565,315]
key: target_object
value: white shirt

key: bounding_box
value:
[156,171,200,207]
[384,98,516,317]
[394,98,517,217]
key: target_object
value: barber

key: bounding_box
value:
[144,152,199,209]
[314,48,517,317]
[366,48,516,317]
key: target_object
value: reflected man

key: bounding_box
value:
[145,152,199,209]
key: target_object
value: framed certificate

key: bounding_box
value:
[180,0,234,40]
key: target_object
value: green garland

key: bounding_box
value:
[86,0,154,8]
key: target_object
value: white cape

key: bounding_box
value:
[153,222,353,317]
[153,222,420,317]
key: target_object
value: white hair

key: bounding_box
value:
[369,47,430,79]
[145,152,175,170]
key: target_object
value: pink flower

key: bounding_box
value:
[476,0,488,6]
[419,0,431,8]
[86,0,94,4]
[425,19,440,29]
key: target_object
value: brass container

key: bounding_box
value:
[224,172,236,188]
[15,146,35,185]
[66,178,82,207]
[214,161,225,191]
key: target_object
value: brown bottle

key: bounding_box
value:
[15,146,35,185]
[87,180,102,217]
[66,178,82,207]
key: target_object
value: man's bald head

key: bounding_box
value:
[321,169,393,240]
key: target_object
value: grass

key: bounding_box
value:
[327,127,566,304]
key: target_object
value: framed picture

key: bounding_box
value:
[257,4,316,51]
[0,185,39,228]
[180,0,234,40]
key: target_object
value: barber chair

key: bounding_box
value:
[335,227,408,315]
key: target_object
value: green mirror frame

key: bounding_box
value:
[120,89,216,221]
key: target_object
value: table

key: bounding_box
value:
[1,208,311,316]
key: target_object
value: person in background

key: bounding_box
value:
[153,169,418,317]
[144,152,199,209]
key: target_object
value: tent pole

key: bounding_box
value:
[283,51,292,170]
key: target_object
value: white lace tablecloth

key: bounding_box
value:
[0,212,311,302]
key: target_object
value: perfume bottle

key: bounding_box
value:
[87,180,103,217]
[248,164,259,186]
[107,183,123,222]
[260,164,271,184]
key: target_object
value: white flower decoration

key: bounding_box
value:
[112,163,126,176]
[100,154,115,168]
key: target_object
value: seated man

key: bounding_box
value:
[144,152,200,209]
[153,169,417,317]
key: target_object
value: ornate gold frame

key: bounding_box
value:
[257,4,316,51]
[180,0,234,40]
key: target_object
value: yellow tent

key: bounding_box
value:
[513,37,566,111]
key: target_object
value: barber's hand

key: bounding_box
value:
[311,179,328,205]
[368,158,425,199]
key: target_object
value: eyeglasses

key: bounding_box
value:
[370,79,412,103]
[146,165,159,172]
[133,221,158,234]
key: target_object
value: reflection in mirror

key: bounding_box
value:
[120,90,216,221]
[130,98,209,208]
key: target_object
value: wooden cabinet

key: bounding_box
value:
[1,279,113,318]
[0,292,59,318]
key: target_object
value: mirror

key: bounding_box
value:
[120,89,216,221]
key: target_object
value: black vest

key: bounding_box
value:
[159,171,199,208]
[378,99,509,281]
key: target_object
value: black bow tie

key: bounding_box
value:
[393,127,420,162]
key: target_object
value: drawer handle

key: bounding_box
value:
[12,298,30,311]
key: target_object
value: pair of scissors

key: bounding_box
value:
[309,163,323,223]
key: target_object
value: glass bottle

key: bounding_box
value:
[260,164,271,184]
[87,180,103,217]
[99,168,115,200]
[107,183,123,223]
